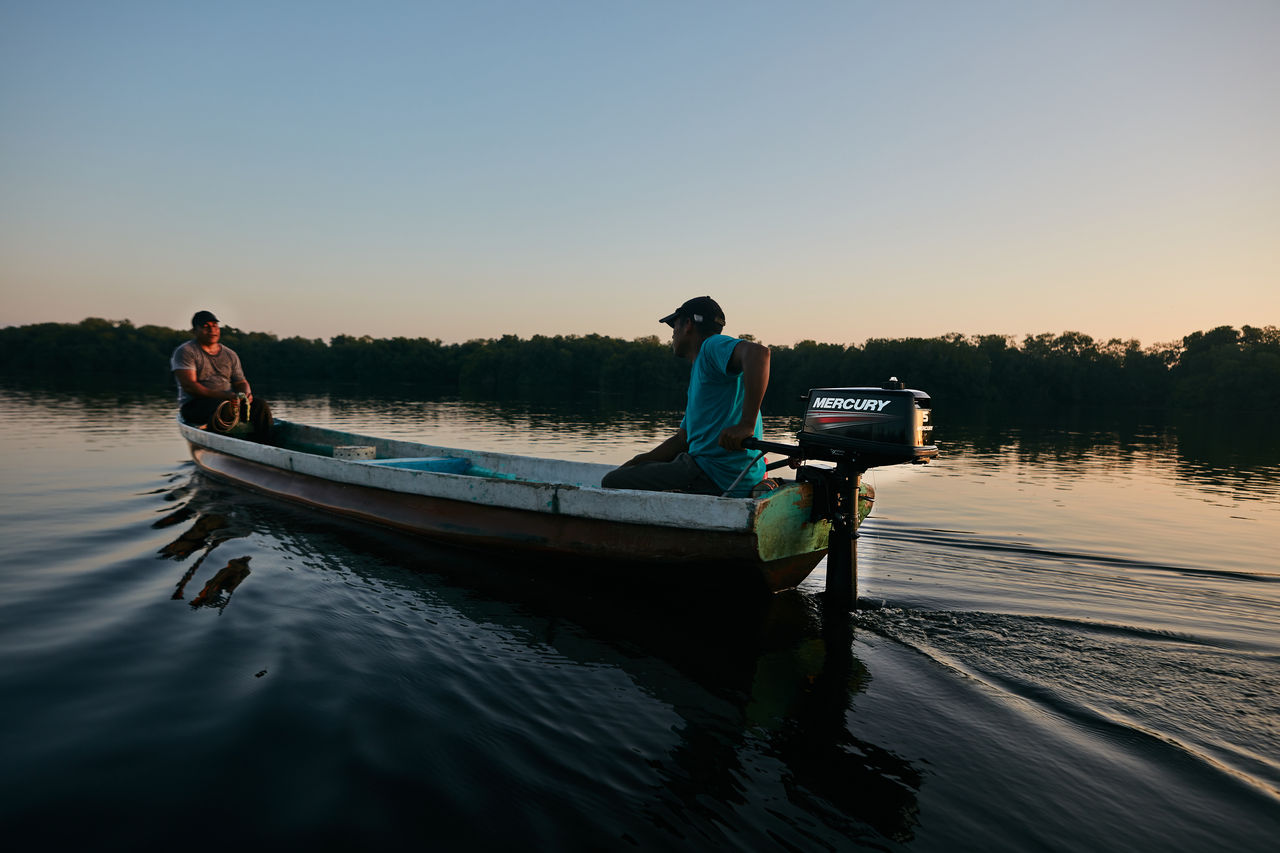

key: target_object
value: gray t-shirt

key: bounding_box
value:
[170,340,246,405]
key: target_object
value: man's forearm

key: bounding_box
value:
[176,372,242,402]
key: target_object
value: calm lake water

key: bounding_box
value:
[1,386,1277,851]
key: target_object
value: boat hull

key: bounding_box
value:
[181,419,866,595]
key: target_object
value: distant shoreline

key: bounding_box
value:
[2,319,1278,412]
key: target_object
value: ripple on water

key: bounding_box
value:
[855,605,1280,801]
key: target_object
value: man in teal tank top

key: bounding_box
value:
[602,296,770,497]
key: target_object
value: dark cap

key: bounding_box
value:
[659,296,725,328]
[191,310,220,327]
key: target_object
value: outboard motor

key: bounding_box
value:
[745,379,937,612]
[795,381,936,466]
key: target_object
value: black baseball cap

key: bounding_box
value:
[191,310,220,327]
[659,296,725,328]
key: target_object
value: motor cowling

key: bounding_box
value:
[796,382,937,467]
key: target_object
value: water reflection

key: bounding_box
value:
[163,469,925,843]
[189,556,252,610]
[154,479,254,607]
[935,410,1280,504]
[1173,415,1280,502]
[156,513,228,558]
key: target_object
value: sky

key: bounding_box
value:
[2,0,1276,348]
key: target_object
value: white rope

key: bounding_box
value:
[210,392,249,434]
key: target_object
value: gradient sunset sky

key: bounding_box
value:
[2,0,1276,347]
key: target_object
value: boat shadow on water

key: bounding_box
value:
[154,467,925,845]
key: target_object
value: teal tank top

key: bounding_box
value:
[679,334,765,495]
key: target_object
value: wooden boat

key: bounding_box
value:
[180,418,873,595]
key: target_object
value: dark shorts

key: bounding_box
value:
[600,453,722,495]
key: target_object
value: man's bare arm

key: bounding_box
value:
[174,368,248,403]
[719,340,770,451]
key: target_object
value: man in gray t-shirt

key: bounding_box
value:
[170,310,272,437]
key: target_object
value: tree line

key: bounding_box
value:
[1,317,1277,412]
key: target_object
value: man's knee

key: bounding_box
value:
[601,466,642,490]
[250,398,273,429]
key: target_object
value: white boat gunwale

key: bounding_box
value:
[178,418,794,533]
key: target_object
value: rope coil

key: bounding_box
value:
[209,393,249,434]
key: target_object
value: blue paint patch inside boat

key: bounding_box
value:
[361,457,471,474]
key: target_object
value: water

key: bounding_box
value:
[1,386,1277,851]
